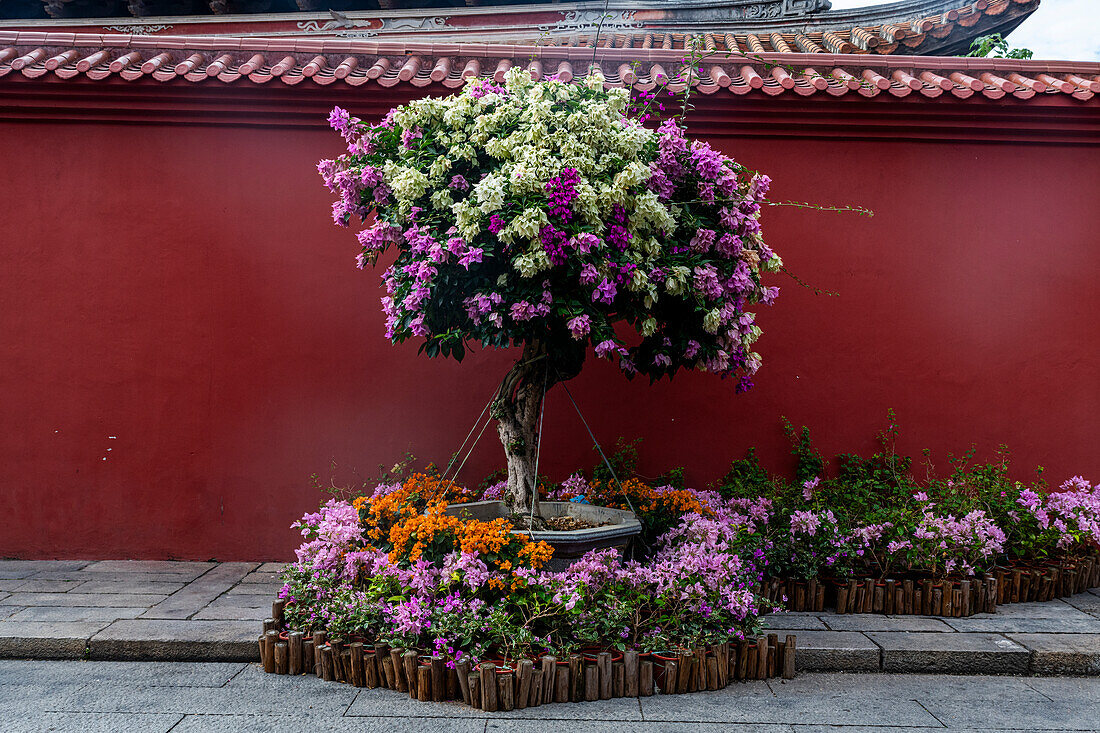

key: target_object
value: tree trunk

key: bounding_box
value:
[493,342,548,516]
[492,340,586,515]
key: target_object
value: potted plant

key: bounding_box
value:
[317,68,781,541]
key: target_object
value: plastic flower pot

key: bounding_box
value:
[581,649,624,664]
[647,651,678,689]
[349,633,372,643]
[476,658,520,674]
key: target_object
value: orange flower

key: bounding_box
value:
[362,473,469,544]
[587,477,708,518]
[387,513,463,562]
[518,540,554,568]
[359,472,556,576]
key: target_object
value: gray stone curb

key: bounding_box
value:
[87,637,257,662]
[867,632,1030,674]
[88,619,259,662]
[8,628,1100,675]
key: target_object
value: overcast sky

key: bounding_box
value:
[828,0,1100,61]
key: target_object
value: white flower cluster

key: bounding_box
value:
[383,68,666,274]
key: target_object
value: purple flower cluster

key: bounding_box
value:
[1019,476,1100,550]
[468,79,507,99]
[540,224,571,266]
[908,507,1006,576]
[510,287,553,322]
[603,205,632,252]
[545,168,580,223]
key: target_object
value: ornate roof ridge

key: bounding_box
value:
[0,0,1041,58]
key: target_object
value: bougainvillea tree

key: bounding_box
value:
[318,68,781,515]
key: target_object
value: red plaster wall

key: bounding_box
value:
[1,104,1097,560]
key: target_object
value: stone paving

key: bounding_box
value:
[1,661,1099,732]
[2,561,1100,675]
[0,560,281,661]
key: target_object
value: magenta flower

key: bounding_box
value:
[595,340,621,359]
[566,315,591,340]
[592,278,617,304]
[458,247,484,270]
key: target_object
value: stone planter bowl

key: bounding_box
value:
[444,500,642,571]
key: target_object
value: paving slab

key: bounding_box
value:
[76,580,189,595]
[0,561,90,574]
[785,631,880,672]
[256,563,289,573]
[0,581,28,592]
[1063,593,1100,616]
[945,616,1100,634]
[5,662,1100,732]
[0,592,168,608]
[221,661,307,689]
[0,621,110,658]
[139,563,257,620]
[493,724,790,733]
[9,580,88,593]
[0,570,37,580]
[0,681,109,717]
[0,659,246,687]
[967,599,1091,619]
[0,712,184,733]
[822,616,954,633]
[6,607,149,623]
[225,584,282,596]
[174,716,490,733]
[344,687,487,718]
[238,572,282,584]
[37,681,359,716]
[868,632,1029,674]
[193,605,268,621]
[204,593,272,610]
[923,696,1100,730]
[495,696,645,721]
[0,605,22,620]
[89,619,257,661]
[29,571,205,584]
[793,729,1095,733]
[1024,674,1100,699]
[81,561,215,576]
[638,688,940,726]
[767,672,1046,702]
[762,615,828,631]
[1008,633,1100,675]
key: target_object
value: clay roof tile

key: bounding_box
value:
[1,27,1096,108]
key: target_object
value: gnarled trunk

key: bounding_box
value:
[492,340,584,515]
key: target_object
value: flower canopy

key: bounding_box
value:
[319,68,780,390]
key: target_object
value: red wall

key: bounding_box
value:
[1,90,1098,560]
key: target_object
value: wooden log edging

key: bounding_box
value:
[257,600,798,707]
[764,553,1100,616]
